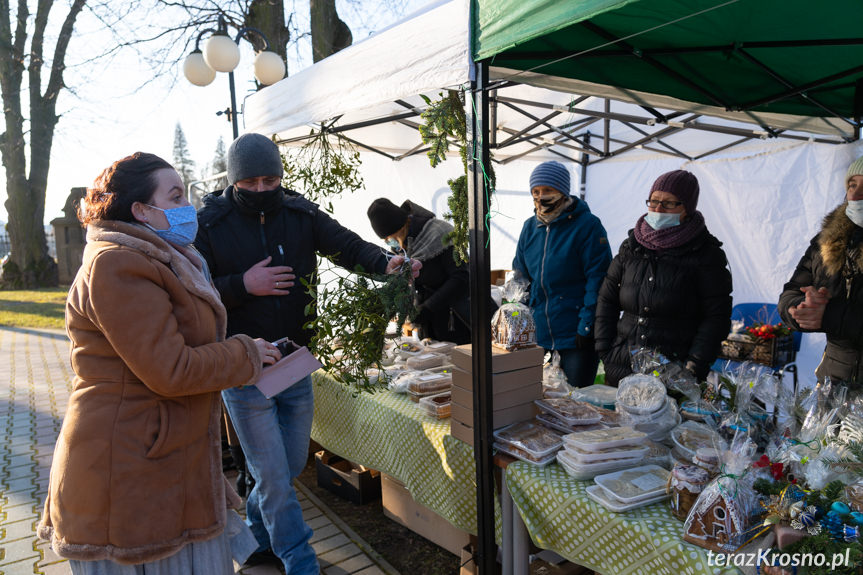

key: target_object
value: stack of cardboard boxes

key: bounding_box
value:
[449,343,545,446]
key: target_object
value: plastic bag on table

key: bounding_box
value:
[629,347,701,401]
[682,432,760,550]
[543,350,573,398]
[491,271,536,350]
[387,370,424,393]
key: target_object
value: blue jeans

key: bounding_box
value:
[222,375,318,575]
[549,348,599,389]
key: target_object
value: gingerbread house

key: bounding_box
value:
[682,477,748,553]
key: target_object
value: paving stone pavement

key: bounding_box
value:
[0,326,400,575]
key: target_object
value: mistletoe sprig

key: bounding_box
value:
[301,256,416,393]
[281,129,364,214]
[419,90,496,264]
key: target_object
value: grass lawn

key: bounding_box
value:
[0,287,68,330]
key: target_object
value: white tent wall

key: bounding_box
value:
[315,139,863,390]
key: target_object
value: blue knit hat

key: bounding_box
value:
[529,161,570,196]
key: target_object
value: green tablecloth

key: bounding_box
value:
[311,371,500,535]
[506,461,739,575]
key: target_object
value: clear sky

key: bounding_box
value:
[0,0,427,224]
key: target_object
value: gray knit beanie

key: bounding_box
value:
[529,161,571,196]
[227,133,284,185]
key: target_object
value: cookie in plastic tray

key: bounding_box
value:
[535,413,604,435]
[616,374,667,415]
[406,352,445,370]
[564,442,648,464]
[535,398,601,426]
[595,406,622,427]
[586,484,668,513]
[562,426,647,451]
[555,449,643,480]
[407,372,452,395]
[494,441,557,466]
[394,339,424,356]
[593,464,670,504]
[493,421,563,459]
[419,391,451,419]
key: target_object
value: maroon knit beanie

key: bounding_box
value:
[650,170,699,214]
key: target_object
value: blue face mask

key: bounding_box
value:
[644,211,681,231]
[145,204,198,246]
[847,200,863,227]
[385,238,401,250]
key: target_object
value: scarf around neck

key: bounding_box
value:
[633,210,706,251]
[407,217,454,261]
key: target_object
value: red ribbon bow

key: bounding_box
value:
[753,454,784,481]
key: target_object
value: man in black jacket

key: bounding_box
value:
[195,133,416,574]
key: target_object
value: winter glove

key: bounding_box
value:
[576,333,595,351]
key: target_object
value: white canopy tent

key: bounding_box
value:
[243,0,863,388]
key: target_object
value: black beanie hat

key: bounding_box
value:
[367,198,409,238]
[227,133,284,185]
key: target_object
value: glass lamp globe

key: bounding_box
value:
[183,51,216,86]
[253,51,286,85]
[203,34,240,73]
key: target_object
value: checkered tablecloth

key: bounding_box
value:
[505,461,740,575]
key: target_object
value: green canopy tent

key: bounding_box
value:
[465,2,863,572]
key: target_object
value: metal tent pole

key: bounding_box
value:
[467,58,496,575]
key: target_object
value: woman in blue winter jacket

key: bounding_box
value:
[513,161,613,388]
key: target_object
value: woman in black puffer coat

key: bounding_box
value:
[594,170,732,386]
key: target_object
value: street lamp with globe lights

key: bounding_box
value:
[183,15,285,138]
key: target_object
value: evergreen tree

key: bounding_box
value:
[209,136,228,194]
[172,123,197,203]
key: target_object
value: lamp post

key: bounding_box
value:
[183,15,286,139]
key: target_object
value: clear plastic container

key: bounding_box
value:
[556,449,643,480]
[494,441,558,466]
[394,339,424,359]
[573,384,618,409]
[419,391,451,419]
[586,484,668,513]
[535,398,601,426]
[669,421,725,462]
[564,443,649,463]
[423,340,457,355]
[493,421,563,459]
[593,464,671,504]
[407,372,452,395]
[406,352,445,370]
[425,364,456,376]
[616,374,667,415]
[562,426,647,451]
[535,413,604,435]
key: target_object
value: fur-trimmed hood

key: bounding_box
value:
[818,202,863,277]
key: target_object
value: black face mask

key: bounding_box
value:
[535,195,566,214]
[233,185,284,213]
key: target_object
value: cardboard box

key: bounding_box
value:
[315,450,381,505]
[451,365,543,395]
[381,473,469,556]
[451,344,544,374]
[450,380,542,411]
[490,269,510,286]
[450,417,475,446]
[450,400,538,430]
